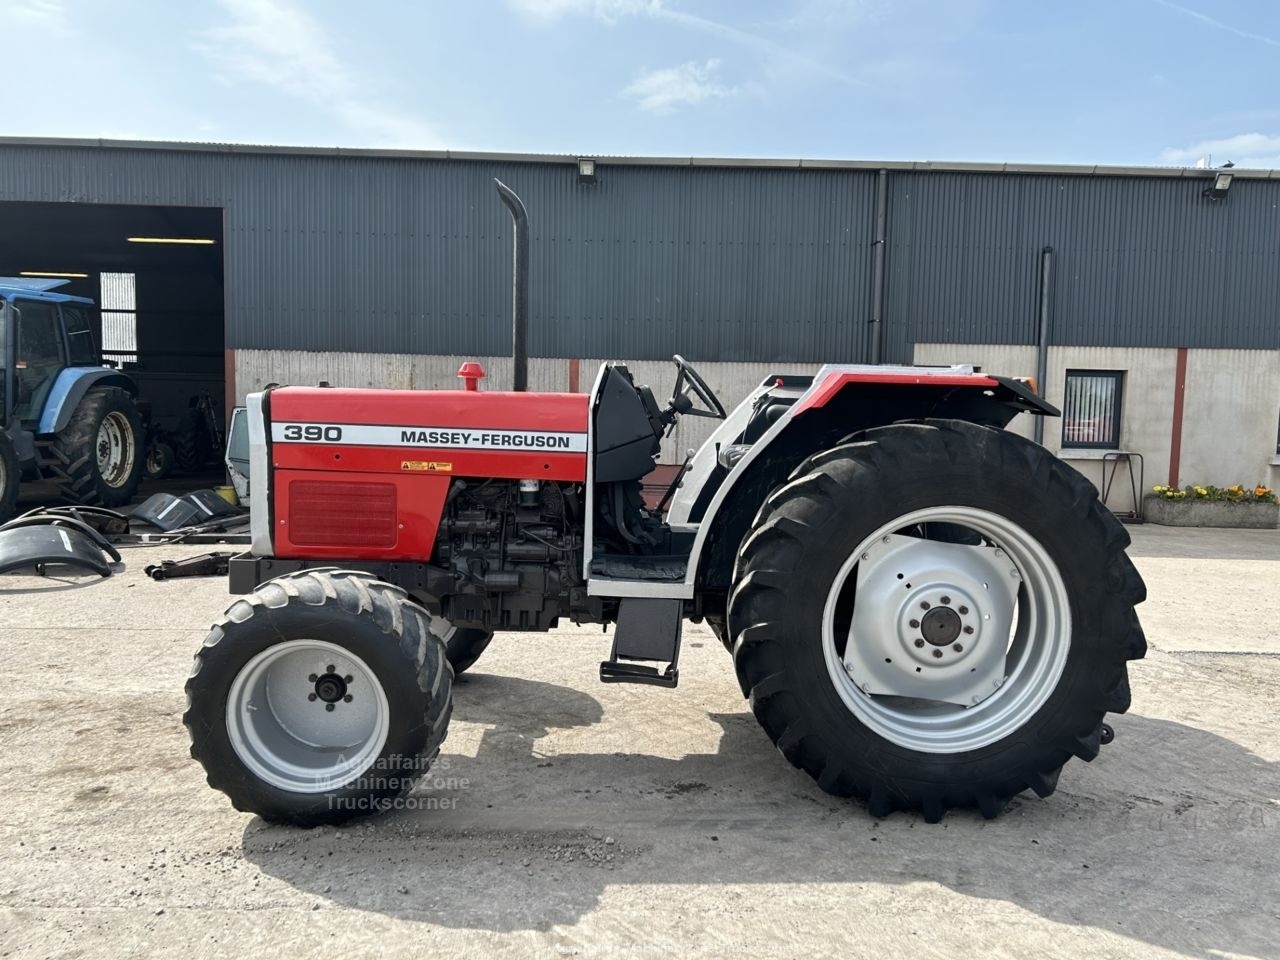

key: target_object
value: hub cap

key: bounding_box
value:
[226,639,390,794]
[822,506,1071,754]
[96,411,135,487]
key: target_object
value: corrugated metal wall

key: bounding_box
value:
[2,143,1278,361]
[885,172,1280,359]
[0,144,876,362]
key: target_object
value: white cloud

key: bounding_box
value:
[509,0,664,20]
[1,0,72,35]
[199,0,440,148]
[622,59,727,114]
[509,0,860,86]
[1159,133,1280,169]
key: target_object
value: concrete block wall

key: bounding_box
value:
[914,343,1280,495]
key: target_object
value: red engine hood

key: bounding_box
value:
[267,386,589,482]
[269,386,588,433]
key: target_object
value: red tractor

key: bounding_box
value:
[184,184,1144,826]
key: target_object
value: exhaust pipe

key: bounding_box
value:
[494,179,529,392]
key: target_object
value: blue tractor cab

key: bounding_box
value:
[0,278,144,520]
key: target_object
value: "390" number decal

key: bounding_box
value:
[280,424,343,442]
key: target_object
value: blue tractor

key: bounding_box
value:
[0,278,144,522]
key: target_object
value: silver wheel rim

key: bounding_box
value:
[96,412,135,487]
[822,506,1071,754]
[226,639,390,794]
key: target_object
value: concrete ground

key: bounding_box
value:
[0,524,1277,960]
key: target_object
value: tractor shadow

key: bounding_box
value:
[244,674,1278,956]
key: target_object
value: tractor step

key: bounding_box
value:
[599,597,682,688]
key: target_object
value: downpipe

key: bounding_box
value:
[868,169,888,364]
[494,179,530,392]
[1033,246,1054,445]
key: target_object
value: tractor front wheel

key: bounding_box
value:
[184,570,453,825]
[728,419,1146,822]
[444,626,494,675]
[39,386,144,507]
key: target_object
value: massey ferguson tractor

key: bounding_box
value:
[184,185,1146,826]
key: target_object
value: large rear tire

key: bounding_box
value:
[444,626,494,675]
[38,386,144,508]
[728,420,1146,822]
[184,570,453,825]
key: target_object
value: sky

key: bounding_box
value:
[4,0,1280,168]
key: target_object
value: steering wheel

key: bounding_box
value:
[669,354,727,420]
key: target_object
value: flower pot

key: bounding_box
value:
[1143,495,1280,529]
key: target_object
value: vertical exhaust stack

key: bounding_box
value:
[494,179,529,392]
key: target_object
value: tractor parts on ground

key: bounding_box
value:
[133,490,242,532]
[145,552,234,580]
[0,511,122,577]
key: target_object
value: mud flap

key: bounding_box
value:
[0,524,117,577]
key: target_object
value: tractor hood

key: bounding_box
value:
[267,385,589,465]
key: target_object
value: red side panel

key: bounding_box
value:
[273,470,451,560]
[267,387,589,561]
[793,371,1000,414]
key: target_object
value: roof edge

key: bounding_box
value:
[1,135,1277,179]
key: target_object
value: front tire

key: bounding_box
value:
[145,440,174,481]
[444,626,494,675]
[184,570,453,825]
[728,420,1146,822]
[38,386,144,507]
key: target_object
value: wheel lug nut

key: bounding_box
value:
[920,601,931,610]
[963,626,974,635]
[308,693,317,701]
[953,643,963,652]
[343,694,353,703]
[958,606,969,615]
[940,596,951,605]
[932,649,943,659]
[909,619,920,628]
[325,703,335,712]
[914,638,925,648]
[326,665,336,673]
[344,675,353,684]
[308,674,317,682]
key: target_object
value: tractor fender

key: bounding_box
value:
[37,368,138,436]
[690,368,1060,593]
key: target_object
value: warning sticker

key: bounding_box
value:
[401,461,453,472]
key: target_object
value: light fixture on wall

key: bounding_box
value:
[126,236,217,244]
[19,271,88,278]
[577,157,597,184]
[1202,171,1233,200]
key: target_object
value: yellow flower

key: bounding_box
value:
[1257,486,1273,498]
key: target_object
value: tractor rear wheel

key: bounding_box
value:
[38,386,144,508]
[184,570,453,825]
[444,626,494,675]
[0,433,19,524]
[728,419,1145,822]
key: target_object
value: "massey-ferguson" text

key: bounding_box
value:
[399,429,573,449]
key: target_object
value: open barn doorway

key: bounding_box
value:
[0,200,226,496]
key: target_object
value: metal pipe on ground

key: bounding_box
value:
[1033,246,1054,445]
[494,179,529,392]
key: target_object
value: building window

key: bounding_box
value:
[1062,370,1124,450]
[99,271,137,364]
